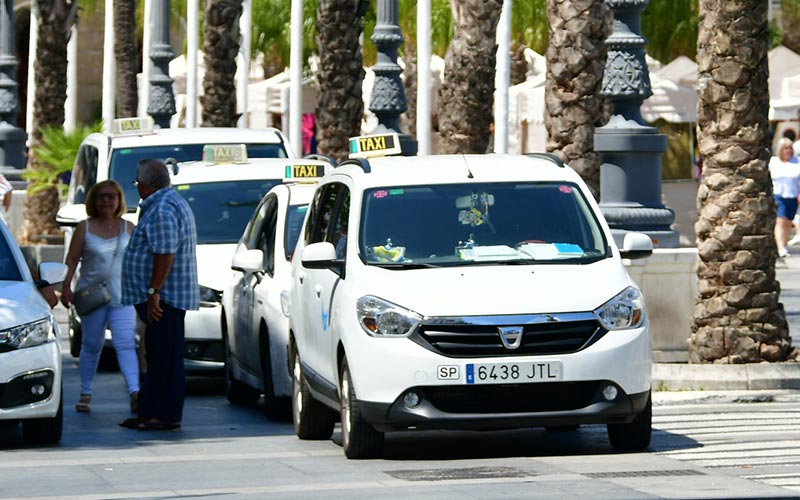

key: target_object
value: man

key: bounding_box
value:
[120,159,198,431]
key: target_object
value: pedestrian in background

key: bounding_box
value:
[769,137,800,258]
[61,180,139,413]
[120,159,198,431]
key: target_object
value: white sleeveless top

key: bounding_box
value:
[77,220,130,306]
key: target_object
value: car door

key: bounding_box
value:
[242,196,279,374]
[301,182,349,384]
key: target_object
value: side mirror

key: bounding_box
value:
[231,249,264,273]
[56,204,87,228]
[301,242,344,277]
[620,232,653,260]
[37,262,68,288]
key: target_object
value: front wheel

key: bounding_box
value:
[291,349,335,440]
[68,309,81,358]
[22,390,63,445]
[607,392,652,452]
[340,359,384,459]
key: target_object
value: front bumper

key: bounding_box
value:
[183,304,224,373]
[359,382,649,432]
[0,342,61,420]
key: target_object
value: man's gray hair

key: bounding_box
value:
[137,159,171,190]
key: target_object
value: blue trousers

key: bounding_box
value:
[135,301,186,423]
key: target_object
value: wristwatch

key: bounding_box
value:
[147,287,160,295]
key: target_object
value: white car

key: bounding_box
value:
[289,142,654,458]
[170,151,328,374]
[0,220,68,444]
[56,118,295,363]
[221,183,317,419]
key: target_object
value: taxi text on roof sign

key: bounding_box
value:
[203,144,248,164]
[348,133,402,159]
[285,163,323,180]
[111,117,155,136]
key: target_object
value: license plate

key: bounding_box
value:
[466,361,562,384]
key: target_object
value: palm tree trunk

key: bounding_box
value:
[315,0,365,162]
[202,0,242,127]
[401,38,417,139]
[690,0,796,363]
[114,0,138,118]
[437,0,502,154]
[544,0,608,199]
[20,0,70,244]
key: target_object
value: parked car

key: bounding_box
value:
[222,182,317,419]
[289,135,654,458]
[0,220,68,444]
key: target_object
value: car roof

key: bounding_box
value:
[171,158,328,185]
[330,154,583,189]
[269,182,318,205]
[108,127,288,149]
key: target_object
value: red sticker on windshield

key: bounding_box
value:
[373,190,388,199]
[558,185,573,194]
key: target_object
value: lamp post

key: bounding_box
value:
[0,0,26,171]
[369,0,416,155]
[594,0,678,248]
[147,0,176,128]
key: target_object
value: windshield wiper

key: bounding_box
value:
[226,200,259,207]
[465,259,539,266]
[373,262,442,269]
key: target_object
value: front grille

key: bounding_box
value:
[422,381,602,413]
[411,316,606,358]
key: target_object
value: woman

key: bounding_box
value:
[769,137,800,258]
[61,180,140,413]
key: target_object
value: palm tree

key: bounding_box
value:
[115,0,138,117]
[543,0,608,200]
[20,0,76,244]
[201,0,242,126]
[437,0,502,154]
[315,0,366,162]
[690,0,796,363]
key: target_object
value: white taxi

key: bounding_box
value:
[289,134,654,458]
[0,220,68,444]
[221,182,317,419]
[171,147,328,373]
[56,118,295,361]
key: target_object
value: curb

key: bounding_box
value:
[653,362,800,391]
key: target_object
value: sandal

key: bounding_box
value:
[75,394,91,413]
[129,391,139,414]
[135,419,181,431]
[119,417,144,429]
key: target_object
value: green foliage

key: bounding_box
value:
[652,120,694,180]
[24,122,102,196]
[251,0,318,73]
[641,0,698,63]
[512,0,547,54]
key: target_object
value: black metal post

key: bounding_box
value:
[147,0,176,128]
[0,0,26,171]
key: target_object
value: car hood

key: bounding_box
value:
[197,244,238,292]
[353,258,634,317]
[0,281,51,328]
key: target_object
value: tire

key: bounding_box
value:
[291,349,335,440]
[608,392,652,452]
[22,389,63,445]
[69,310,81,358]
[224,334,260,405]
[261,334,291,421]
[340,359,384,459]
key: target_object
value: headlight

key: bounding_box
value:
[0,319,56,349]
[594,286,646,330]
[199,285,222,304]
[356,295,422,337]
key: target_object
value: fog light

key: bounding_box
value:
[30,384,45,396]
[403,392,421,409]
[602,385,618,401]
[185,342,201,358]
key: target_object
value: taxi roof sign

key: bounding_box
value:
[203,144,248,164]
[284,162,324,181]
[348,133,402,159]
[111,117,155,136]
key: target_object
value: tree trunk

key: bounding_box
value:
[114,0,138,118]
[315,0,365,162]
[201,0,242,127]
[690,0,796,363]
[437,0,501,154]
[401,38,417,139]
[544,0,608,200]
[20,0,70,244]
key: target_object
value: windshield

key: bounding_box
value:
[0,231,22,281]
[176,180,282,244]
[109,143,288,208]
[360,182,608,267]
[284,205,308,260]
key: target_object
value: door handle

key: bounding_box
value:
[315,285,323,298]
[298,273,305,285]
